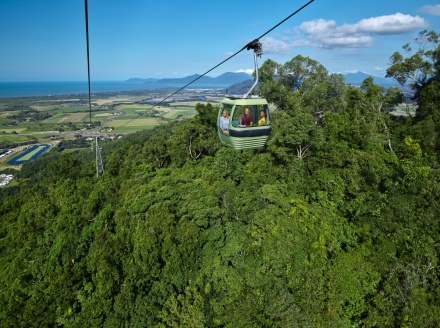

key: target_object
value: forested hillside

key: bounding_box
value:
[1,30,439,327]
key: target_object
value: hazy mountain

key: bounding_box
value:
[212,72,253,84]
[125,72,252,85]
[226,79,255,95]
[126,78,159,83]
[127,71,399,90]
[343,71,399,87]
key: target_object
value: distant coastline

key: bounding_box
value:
[0,71,399,98]
[0,81,229,98]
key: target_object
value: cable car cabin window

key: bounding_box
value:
[231,104,269,128]
[219,103,233,134]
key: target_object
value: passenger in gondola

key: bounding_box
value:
[239,107,253,127]
[258,110,266,126]
[220,109,230,134]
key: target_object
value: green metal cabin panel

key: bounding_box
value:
[231,135,269,150]
[221,98,269,106]
[218,131,234,147]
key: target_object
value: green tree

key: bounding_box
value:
[386,30,439,105]
[268,110,324,161]
[387,30,440,157]
[259,55,346,120]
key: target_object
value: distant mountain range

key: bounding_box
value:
[126,78,160,83]
[126,72,252,86]
[126,71,399,89]
[343,71,399,87]
[227,79,255,95]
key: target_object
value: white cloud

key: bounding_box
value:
[339,70,360,74]
[300,19,338,34]
[260,36,291,55]
[357,13,428,34]
[419,4,440,16]
[294,19,373,49]
[293,13,428,49]
[234,69,253,75]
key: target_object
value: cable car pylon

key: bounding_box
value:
[95,136,104,177]
[90,135,104,177]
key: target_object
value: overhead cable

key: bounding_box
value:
[117,0,315,130]
[85,0,92,126]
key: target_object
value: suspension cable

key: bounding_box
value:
[255,0,314,40]
[84,0,92,126]
[116,0,315,130]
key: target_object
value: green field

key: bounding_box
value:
[0,128,27,134]
[0,135,33,143]
[110,117,163,133]
[60,112,89,123]
[39,112,63,124]
[117,104,151,110]
[115,105,152,116]
[162,109,197,119]
[0,91,222,143]
[112,125,159,133]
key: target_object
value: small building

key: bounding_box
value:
[0,174,14,187]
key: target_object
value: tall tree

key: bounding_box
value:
[386,30,439,105]
[259,55,346,121]
[387,30,440,156]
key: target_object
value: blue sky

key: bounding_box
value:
[1,0,439,81]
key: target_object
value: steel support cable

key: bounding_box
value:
[85,0,92,126]
[255,0,314,41]
[116,0,315,130]
[117,48,246,129]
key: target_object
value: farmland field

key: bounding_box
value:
[391,104,417,116]
[59,112,89,123]
[110,117,163,133]
[93,96,146,105]
[0,90,224,147]
[0,135,33,143]
[163,109,197,119]
[0,128,27,134]
[40,113,63,123]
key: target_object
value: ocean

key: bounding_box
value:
[0,81,228,98]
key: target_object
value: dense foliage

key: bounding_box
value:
[1,31,440,327]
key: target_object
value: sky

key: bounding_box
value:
[0,0,439,81]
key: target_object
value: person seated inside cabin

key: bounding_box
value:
[220,109,229,134]
[258,110,266,126]
[239,107,253,127]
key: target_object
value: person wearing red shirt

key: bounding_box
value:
[239,107,253,127]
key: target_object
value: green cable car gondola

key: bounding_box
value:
[217,40,271,150]
[218,96,271,150]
